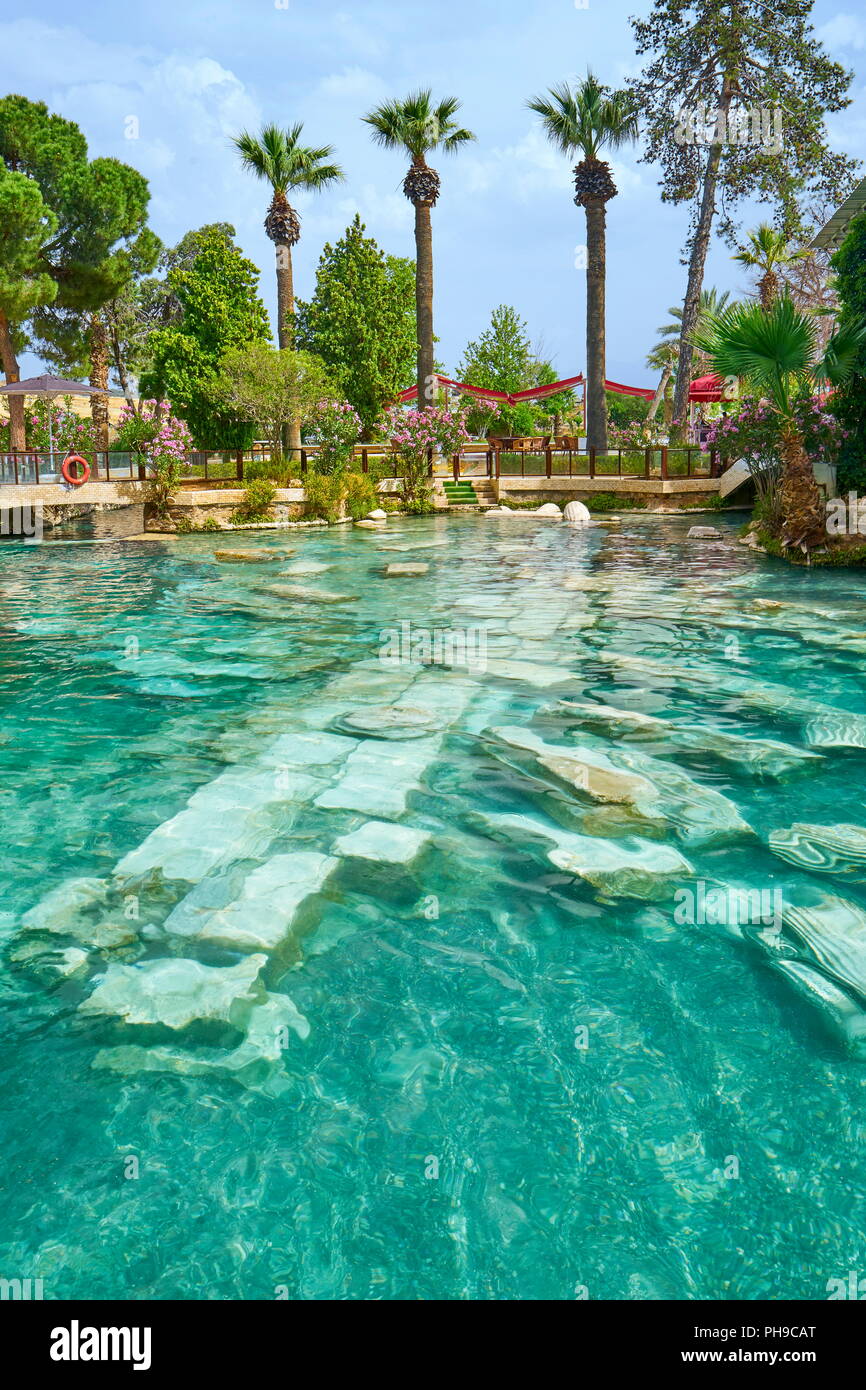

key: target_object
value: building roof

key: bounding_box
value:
[810,178,866,251]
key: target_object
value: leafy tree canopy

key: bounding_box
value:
[140,227,271,447]
[212,343,336,456]
[630,0,859,247]
[831,211,866,491]
[296,215,416,433]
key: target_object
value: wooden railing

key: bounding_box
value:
[455,441,721,481]
[0,440,721,488]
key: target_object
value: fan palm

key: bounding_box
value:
[694,296,866,552]
[233,125,342,349]
[733,224,809,311]
[364,91,475,409]
[647,289,733,420]
[528,75,638,453]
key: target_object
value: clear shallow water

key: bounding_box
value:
[1,511,865,1301]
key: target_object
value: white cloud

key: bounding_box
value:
[318,67,389,103]
[818,13,866,50]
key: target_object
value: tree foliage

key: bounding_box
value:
[141,228,271,447]
[296,216,416,433]
[831,211,866,492]
[630,0,858,247]
[211,342,336,456]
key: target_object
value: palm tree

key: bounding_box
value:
[233,124,342,454]
[647,288,733,420]
[528,75,638,454]
[733,224,809,311]
[694,296,865,553]
[364,91,474,410]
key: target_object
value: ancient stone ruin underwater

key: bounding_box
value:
[1,509,865,1300]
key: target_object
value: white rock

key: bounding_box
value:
[480,811,692,900]
[22,877,109,933]
[534,503,562,518]
[687,526,721,538]
[334,820,431,865]
[366,509,387,520]
[355,519,386,529]
[169,852,337,952]
[384,562,429,576]
[262,583,357,603]
[563,500,591,522]
[80,954,267,1030]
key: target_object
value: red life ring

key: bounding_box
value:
[61,455,91,486]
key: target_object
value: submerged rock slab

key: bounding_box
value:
[487,725,752,847]
[484,659,573,688]
[80,954,267,1030]
[769,822,866,876]
[92,989,309,1095]
[169,853,337,952]
[334,820,431,865]
[781,893,866,1001]
[384,563,429,576]
[262,583,358,603]
[600,651,866,749]
[553,700,819,779]
[333,705,441,740]
[315,735,443,816]
[774,959,866,1056]
[22,877,109,934]
[115,765,322,882]
[479,811,692,900]
[214,550,276,564]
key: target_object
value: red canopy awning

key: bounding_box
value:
[688,374,724,402]
[395,372,660,406]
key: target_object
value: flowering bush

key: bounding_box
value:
[115,400,192,518]
[384,403,471,510]
[608,419,666,449]
[115,399,192,466]
[308,398,362,474]
[705,395,844,465]
[0,398,102,455]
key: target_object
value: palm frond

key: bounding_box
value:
[528,73,638,160]
[364,90,474,159]
[233,123,343,194]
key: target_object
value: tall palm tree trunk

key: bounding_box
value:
[671,77,734,434]
[89,312,110,452]
[779,426,825,552]
[584,198,608,454]
[0,312,25,452]
[414,202,434,410]
[276,242,301,458]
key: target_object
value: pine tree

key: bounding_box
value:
[631,0,858,433]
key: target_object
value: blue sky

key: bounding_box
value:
[5,0,864,388]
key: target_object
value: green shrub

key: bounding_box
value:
[585,492,644,512]
[344,471,379,519]
[230,477,277,523]
[244,453,297,486]
[303,470,345,523]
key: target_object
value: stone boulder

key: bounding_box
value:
[534,503,562,518]
[366,509,387,520]
[687,526,721,539]
[214,549,276,563]
[563,500,591,523]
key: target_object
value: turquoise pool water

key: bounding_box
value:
[1,511,865,1301]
